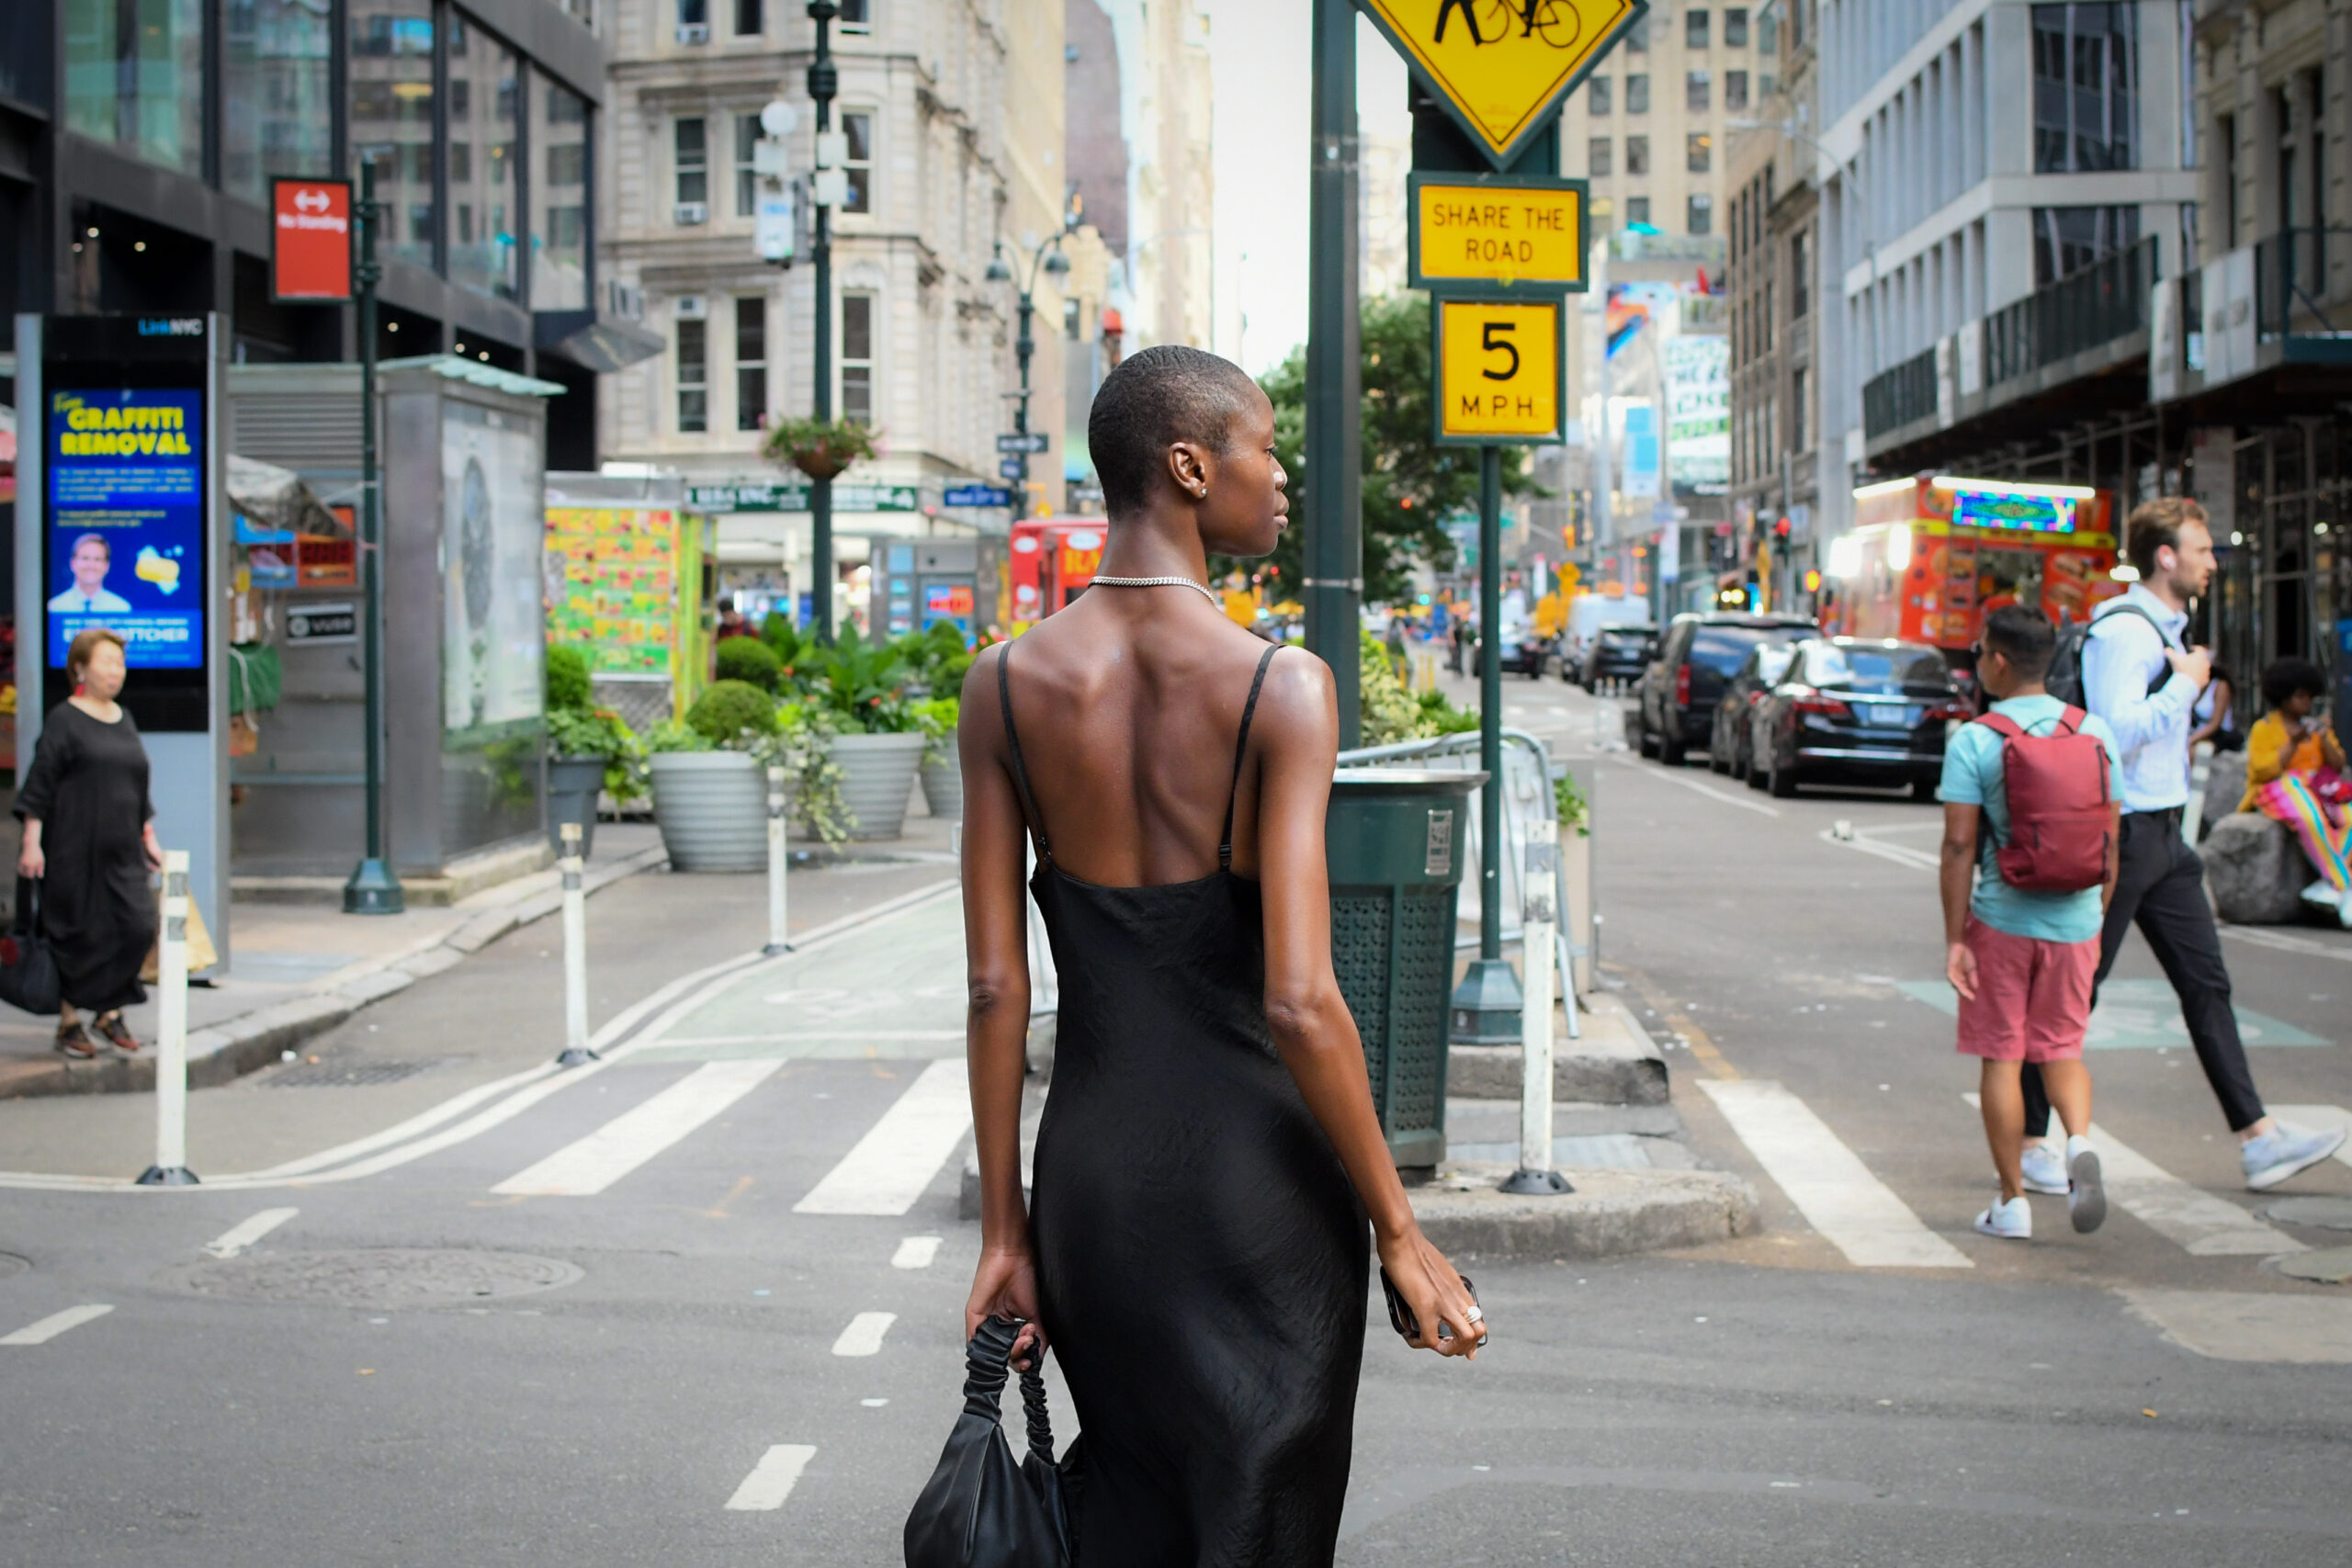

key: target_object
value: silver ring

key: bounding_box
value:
[1463,1304,1484,1325]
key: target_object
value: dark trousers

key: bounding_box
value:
[2025,808,2267,1135]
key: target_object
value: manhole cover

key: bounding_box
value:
[179,1249,582,1307]
[2263,1196,2352,1232]
[0,1251,28,1280]
[2273,1247,2352,1285]
[263,1059,447,1089]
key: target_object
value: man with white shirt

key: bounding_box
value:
[2021,498,2345,1192]
[46,533,133,615]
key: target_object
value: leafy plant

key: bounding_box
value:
[1360,631,1427,746]
[762,415,880,481]
[684,679,782,746]
[913,695,961,761]
[811,625,919,734]
[545,644,594,711]
[645,718,714,754]
[900,622,976,694]
[778,702,854,846]
[547,705,646,800]
[1417,688,1480,735]
[762,613,815,688]
[1554,768,1590,837]
[716,635,783,693]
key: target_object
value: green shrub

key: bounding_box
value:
[900,621,976,693]
[1417,687,1480,735]
[913,695,961,760]
[545,644,594,711]
[715,635,783,692]
[811,625,918,733]
[684,679,782,745]
[645,718,713,754]
[1360,631,1425,744]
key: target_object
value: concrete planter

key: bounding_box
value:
[650,750,767,872]
[547,756,608,859]
[920,748,964,821]
[830,731,927,840]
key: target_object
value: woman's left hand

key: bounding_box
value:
[141,827,164,872]
[966,1241,1046,1368]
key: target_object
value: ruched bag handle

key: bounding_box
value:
[963,1314,1057,1470]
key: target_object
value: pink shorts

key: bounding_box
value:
[1954,917,2098,1063]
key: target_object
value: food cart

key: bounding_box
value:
[1009,517,1106,628]
[544,470,715,732]
[1828,476,2124,651]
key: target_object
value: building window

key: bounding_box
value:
[842,294,876,423]
[1727,70,1749,110]
[2030,204,2139,285]
[2031,3,2138,174]
[737,113,763,216]
[736,297,768,431]
[1758,4,1778,52]
[841,110,875,214]
[839,0,871,32]
[64,0,207,175]
[1791,366,1808,451]
[1625,136,1650,175]
[1688,132,1712,173]
[675,117,709,211]
[678,317,708,433]
[1687,9,1710,48]
[1627,196,1651,226]
[534,73,590,310]
[1791,230,1809,317]
[223,0,334,204]
[1589,76,1612,115]
[1725,6,1749,46]
[735,0,762,35]
[447,15,520,303]
[1626,14,1649,50]
[1626,74,1649,114]
[1589,138,1613,177]
[679,0,708,28]
[2218,113,2237,242]
[348,0,435,269]
[1687,72,1711,112]
[1689,193,1714,234]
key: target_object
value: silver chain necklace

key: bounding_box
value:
[1089,574,1219,605]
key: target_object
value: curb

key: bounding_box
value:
[1446,992,1668,1106]
[0,844,669,1102]
[1408,1166,1761,1259]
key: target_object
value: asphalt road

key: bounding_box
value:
[1,657,2348,1566]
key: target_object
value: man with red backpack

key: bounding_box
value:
[1939,605,2123,1240]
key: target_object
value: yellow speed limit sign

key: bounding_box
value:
[1432,296,1564,446]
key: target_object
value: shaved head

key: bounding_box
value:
[1086,344,1263,519]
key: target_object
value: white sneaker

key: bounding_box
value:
[2065,1135,2106,1234]
[2301,879,2338,907]
[2243,1122,2351,1191]
[2018,1142,2068,1196]
[1974,1194,2032,1239]
[2338,889,2352,931]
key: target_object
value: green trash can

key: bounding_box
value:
[1326,767,1487,1172]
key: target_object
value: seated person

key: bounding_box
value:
[2239,657,2350,927]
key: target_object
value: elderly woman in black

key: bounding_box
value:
[17,627,163,1057]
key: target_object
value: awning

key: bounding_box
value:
[535,310,666,374]
[227,454,350,538]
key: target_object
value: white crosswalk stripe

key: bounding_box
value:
[1,1304,114,1346]
[204,1208,299,1258]
[795,1059,972,1216]
[1699,1079,1972,1268]
[724,1444,817,1510]
[891,1236,943,1269]
[492,1060,783,1197]
[831,1312,896,1357]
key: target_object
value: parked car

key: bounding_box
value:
[1634,613,1817,765]
[1505,628,1556,678]
[1579,623,1657,692]
[1749,637,1970,799]
[1709,642,1798,778]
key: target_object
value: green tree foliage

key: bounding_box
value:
[715,634,783,693]
[1236,293,1535,604]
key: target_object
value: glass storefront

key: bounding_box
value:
[223,0,336,202]
[447,13,521,301]
[534,73,592,310]
[350,0,436,270]
[64,0,207,175]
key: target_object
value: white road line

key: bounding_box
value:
[492,1060,785,1197]
[1962,1095,2304,1256]
[724,1444,818,1511]
[891,1235,943,1269]
[655,1031,966,1046]
[2264,1106,2352,1170]
[204,1207,298,1258]
[1699,1079,1972,1268]
[2218,926,2352,964]
[1819,826,1940,871]
[1615,758,1781,816]
[1,1304,114,1345]
[831,1311,897,1357]
[794,1059,973,1216]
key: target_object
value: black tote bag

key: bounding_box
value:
[0,879,62,1018]
[904,1315,1080,1568]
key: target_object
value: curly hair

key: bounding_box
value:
[2259,657,2328,713]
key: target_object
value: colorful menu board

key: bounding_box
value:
[545,507,679,674]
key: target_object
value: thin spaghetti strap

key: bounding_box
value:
[1218,645,1282,870]
[997,641,1051,860]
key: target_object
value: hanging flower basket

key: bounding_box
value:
[763,415,881,482]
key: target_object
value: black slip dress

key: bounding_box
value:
[1000,640,1370,1568]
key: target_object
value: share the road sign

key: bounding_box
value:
[1432,296,1563,446]
[1410,172,1588,293]
[1358,0,1646,168]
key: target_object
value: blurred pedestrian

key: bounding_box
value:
[716,595,749,641]
[2239,657,2350,927]
[15,628,163,1058]
[1384,612,1408,679]
[2023,499,2346,1192]
[1939,606,2119,1239]
[2188,661,2238,753]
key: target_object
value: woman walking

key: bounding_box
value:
[2240,657,2349,927]
[958,345,1483,1567]
[17,627,163,1056]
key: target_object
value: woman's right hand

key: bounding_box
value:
[1376,1225,1487,1359]
[17,844,41,881]
[966,1240,1045,1368]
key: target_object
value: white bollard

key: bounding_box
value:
[1501,817,1572,1195]
[136,850,198,1186]
[764,765,791,955]
[2182,740,2213,844]
[554,822,597,1066]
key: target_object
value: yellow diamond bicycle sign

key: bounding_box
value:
[1358,0,1647,168]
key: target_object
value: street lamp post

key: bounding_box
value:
[343,160,402,916]
[808,1,838,641]
[987,229,1072,523]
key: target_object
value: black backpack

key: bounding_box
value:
[0,878,62,1018]
[2045,603,2170,708]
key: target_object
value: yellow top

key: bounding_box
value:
[2240,710,2348,811]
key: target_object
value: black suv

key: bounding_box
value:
[1634,612,1818,766]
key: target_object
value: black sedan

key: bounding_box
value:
[1578,623,1657,693]
[1708,641,1797,778]
[1750,637,1970,800]
[1635,613,1817,766]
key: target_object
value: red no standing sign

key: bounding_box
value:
[272,178,353,302]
